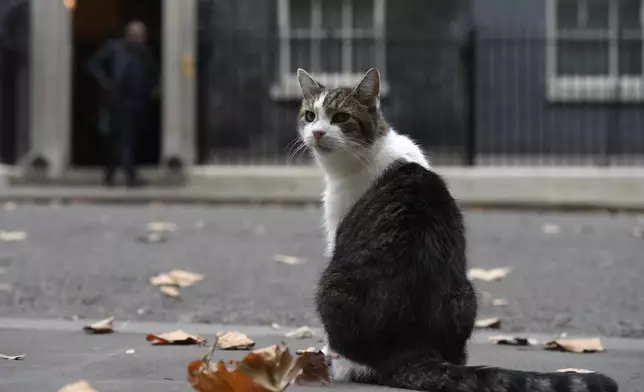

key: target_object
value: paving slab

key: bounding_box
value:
[0,319,643,392]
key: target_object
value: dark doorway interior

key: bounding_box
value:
[71,0,162,167]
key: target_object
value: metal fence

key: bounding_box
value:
[196,32,644,167]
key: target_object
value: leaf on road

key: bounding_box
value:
[492,298,509,307]
[188,359,269,392]
[159,285,181,298]
[475,317,501,329]
[274,255,307,266]
[216,331,256,350]
[284,326,314,339]
[83,317,115,334]
[556,368,597,374]
[147,222,177,233]
[544,338,604,353]
[489,335,538,346]
[150,269,204,288]
[467,267,511,282]
[542,223,561,234]
[0,231,27,242]
[0,353,24,360]
[57,380,99,392]
[188,341,330,392]
[147,330,205,345]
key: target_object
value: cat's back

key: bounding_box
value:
[334,159,465,263]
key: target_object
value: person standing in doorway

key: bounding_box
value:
[87,20,159,187]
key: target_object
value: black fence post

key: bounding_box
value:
[462,27,477,166]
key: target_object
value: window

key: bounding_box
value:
[271,0,388,99]
[547,0,644,101]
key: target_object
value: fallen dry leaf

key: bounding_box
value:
[83,317,115,334]
[57,380,99,392]
[492,298,509,307]
[542,223,561,234]
[216,331,256,350]
[467,267,511,282]
[159,285,181,298]
[0,353,24,360]
[188,340,330,392]
[150,269,204,288]
[147,222,177,233]
[188,359,269,392]
[274,255,307,266]
[545,338,604,353]
[147,330,205,345]
[0,231,27,242]
[556,368,597,374]
[285,326,314,339]
[489,335,538,346]
[475,317,501,329]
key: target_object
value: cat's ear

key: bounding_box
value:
[297,68,324,99]
[353,68,380,104]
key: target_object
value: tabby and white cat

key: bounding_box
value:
[296,68,618,392]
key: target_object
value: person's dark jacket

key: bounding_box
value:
[87,38,159,135]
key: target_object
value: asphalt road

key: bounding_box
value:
[1,321,643,392]
[1,203,643,338]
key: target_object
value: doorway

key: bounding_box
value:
[71,0,162,167]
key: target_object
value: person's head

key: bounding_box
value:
[124,20,147,45]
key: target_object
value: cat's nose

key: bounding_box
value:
[312,130,326,140]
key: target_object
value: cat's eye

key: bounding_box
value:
[304,111,316,122]
[332,113,350,123]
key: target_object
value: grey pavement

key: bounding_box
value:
[0,320,643,392]
[1,204,643,338]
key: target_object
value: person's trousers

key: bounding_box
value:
[104,104,144,185]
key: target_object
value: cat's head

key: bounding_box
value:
[295,68,388,157]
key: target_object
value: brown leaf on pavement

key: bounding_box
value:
[544,338,604,353]
[0,353,24,360]
[188,359,269,392]
[234,343,330,390]
[284,326,314,339]
[274,255,307,266]
[216,331,256,350]
[467,267,511,282]
[187,342,330,392]
[147,330,206,345]
[488,335,538,346]
[475,317,501,329]
[159,285,181,298]
[0,231,27,242]
[150,269,204,288]
[83,317,115,334]
[57,380,99,392]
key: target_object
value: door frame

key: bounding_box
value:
[25,0,196,178]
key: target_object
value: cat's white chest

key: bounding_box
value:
[322,171,380,257]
